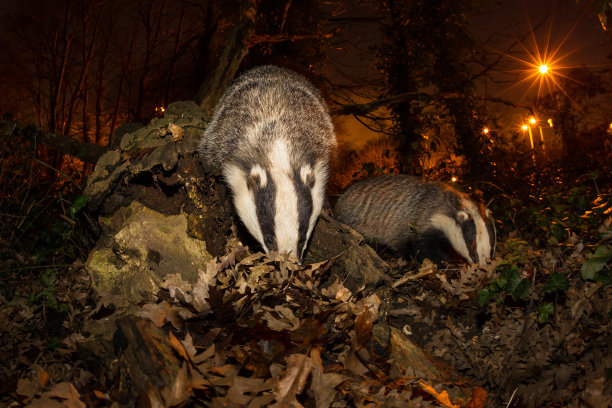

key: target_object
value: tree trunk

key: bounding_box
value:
[196,0,258,115]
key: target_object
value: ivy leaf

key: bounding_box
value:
[537,302,554,322]
[542,273,570,293]
[501,266,521,292]
[511,278,530,300]
[69,195,89,219]
[73,195,88,210]
[581,245,612,281]
[595,269,612,286]
[478,289,490,306]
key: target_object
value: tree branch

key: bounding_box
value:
[333,92,534,116]
[248,30,338,46]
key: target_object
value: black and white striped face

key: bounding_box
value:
[431,199,496,265]
[223,140,325,262]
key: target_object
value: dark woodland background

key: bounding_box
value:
[1,0,611,193]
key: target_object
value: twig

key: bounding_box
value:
[505,387,518,407]
[392,268,435,288]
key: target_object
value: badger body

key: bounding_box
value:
[334,175,496,265]
[199,65,336,261]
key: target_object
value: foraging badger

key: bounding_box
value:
[334,175,496,266]
[199,65,336,261]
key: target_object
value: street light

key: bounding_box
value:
[529,117,537,125]
[539,65,548,74]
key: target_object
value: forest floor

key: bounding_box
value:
[0,175,611,408]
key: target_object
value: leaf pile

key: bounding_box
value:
[123,243,441,407]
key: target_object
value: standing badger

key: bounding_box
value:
[199,65,336,261]
[334,175,496,266]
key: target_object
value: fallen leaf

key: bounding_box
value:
[162,363,191,406]
[46,382,86,408]
[33,364,49,387]
[271,354,313,408]
[418,381,459,408]
[181,332,197,359]
[168,331,189,361]
[16,378,39,398]
[262,305,300,331]
[136,301,173,327]
[168,123,184,141]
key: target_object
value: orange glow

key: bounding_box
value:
[521,124,528,131]
[483,127,489,134]
[451,177,457,182]
[529,117,537,124]
[539,64,548,74]
[548,118,553,127]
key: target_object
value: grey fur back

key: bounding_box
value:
[334,175,468,250]
[199,65,335,170]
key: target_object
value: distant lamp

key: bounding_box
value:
[529,117,537,125]
[547,118,553,127]
[539,65,548,74]
[521,124,528,131]
[451,177,457,182]
[483,127,489,134]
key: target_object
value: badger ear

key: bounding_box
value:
[456,210,470,223]
[300,164,316,188]
[247,165,267,190]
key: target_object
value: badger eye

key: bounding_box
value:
[247,173,260,190]
[457,210,471,223]
[299,165,316,189]
[247,165,268,190]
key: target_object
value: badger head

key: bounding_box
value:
[223,139,326,263]
[431,198,496,266]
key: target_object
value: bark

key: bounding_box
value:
[1,119,108,164]
[196,0,258,115]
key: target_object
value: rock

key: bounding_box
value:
[305,213,393,293]
[86,202,213,312]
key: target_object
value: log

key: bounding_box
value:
[0,119,109,163]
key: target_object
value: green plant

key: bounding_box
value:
[478,263,530,306]
[536,302,554,322]
[581,245,612,285]
[28,270,69,313]
[501,238,528,264]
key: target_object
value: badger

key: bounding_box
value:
[334,175,496,266]
[199,65,336,262]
